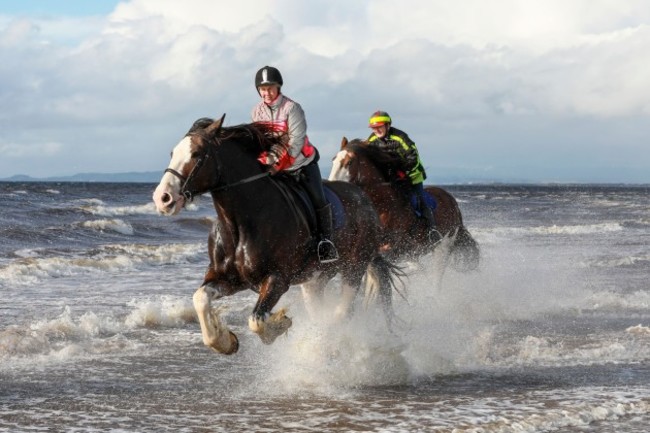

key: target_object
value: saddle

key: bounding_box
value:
[392,179,438,217]
[270,172,344,235]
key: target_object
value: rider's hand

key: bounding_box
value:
[266,152,279,166]
[270,144,286,158]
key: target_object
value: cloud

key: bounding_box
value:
[0,0,649,182]
[0,139,62,157]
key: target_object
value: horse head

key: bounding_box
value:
[152,114,226,215]
[329,137,390,184]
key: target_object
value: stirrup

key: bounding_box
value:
[317,239,339,263]
[429,229,442,245]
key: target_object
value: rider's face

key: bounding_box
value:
[371,125,388,138]
[258,85,280,104]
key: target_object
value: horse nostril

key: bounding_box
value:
[162,192,172,204]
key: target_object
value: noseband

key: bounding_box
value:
[164,133,270,202]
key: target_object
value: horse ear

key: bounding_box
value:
[205,114,226,135]
[341,137,348,150]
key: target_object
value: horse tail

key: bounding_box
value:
[449,225,480,272]
[363,255,407,329]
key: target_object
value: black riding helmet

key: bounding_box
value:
[255,66,283,89]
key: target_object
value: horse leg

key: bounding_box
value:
[248,275,293,345]
[450,226,481,272]
[363,255,406,331]
[333,275,362,322]
[300,271,328,321]
[193,282,240,355]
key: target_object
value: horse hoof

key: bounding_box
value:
[249,310,292,345]
[222,331,239,355]
[210,331,239,355]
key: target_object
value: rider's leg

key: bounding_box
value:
[415,182,442,244]
[301,162,339,263]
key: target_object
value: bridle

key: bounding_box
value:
[164,133,270,202]
[343,149,391,187]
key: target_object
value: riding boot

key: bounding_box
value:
[421,204,442,244]
[316,203,339,263]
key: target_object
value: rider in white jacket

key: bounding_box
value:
[251,66,339,263]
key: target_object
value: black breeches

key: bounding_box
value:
[300,161,328,209]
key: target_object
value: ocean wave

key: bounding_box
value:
[75,198,158,216]
[0,306,131,361]
[0,296,196,363]
[77,199,202,217]
[475,222,624,239]
[80,219,135,235]
[582,290,650,311]
[450,394,650,433]
[125,296,197,328]
[582,254,650,268]
[626,324,650,335]
[510,333,650,365]
[475,326,650,370]
[531,222,623,235]
[0,242,204,285]
[80,218,135,235]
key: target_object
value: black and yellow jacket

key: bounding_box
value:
[367,127,426,184]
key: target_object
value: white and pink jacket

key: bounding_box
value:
[251,94,316,172]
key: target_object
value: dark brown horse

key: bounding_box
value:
[152,116,403,355]
[329,137,479,271]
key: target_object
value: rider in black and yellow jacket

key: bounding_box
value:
[367,110,441,243]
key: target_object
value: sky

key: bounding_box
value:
[1,0,649,183]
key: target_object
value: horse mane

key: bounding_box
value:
[188,117,285,156]
[346,138,405,176]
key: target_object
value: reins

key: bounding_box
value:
[213,172,270,192]
[164,132,271,202]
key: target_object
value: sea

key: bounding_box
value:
[0,181,648,433]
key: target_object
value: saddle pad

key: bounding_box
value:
[410,190,438,216]
[324,186,345,230]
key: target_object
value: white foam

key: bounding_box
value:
[262,310,412,393]
[0,295,198,366]
[125,295,196,328]
[478,222,624,239]
[0,306,130,364]
[81,219,134,235]
[0,243,203,285]
[582,290,650,311]
[83,202,158,216]
[583,253,650,268]
[626,324,650,335]
[244,235,650,389]
[14,248,41,258]
[502,334,650,366]
[449,393,650,433]
[78,199,202,216]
